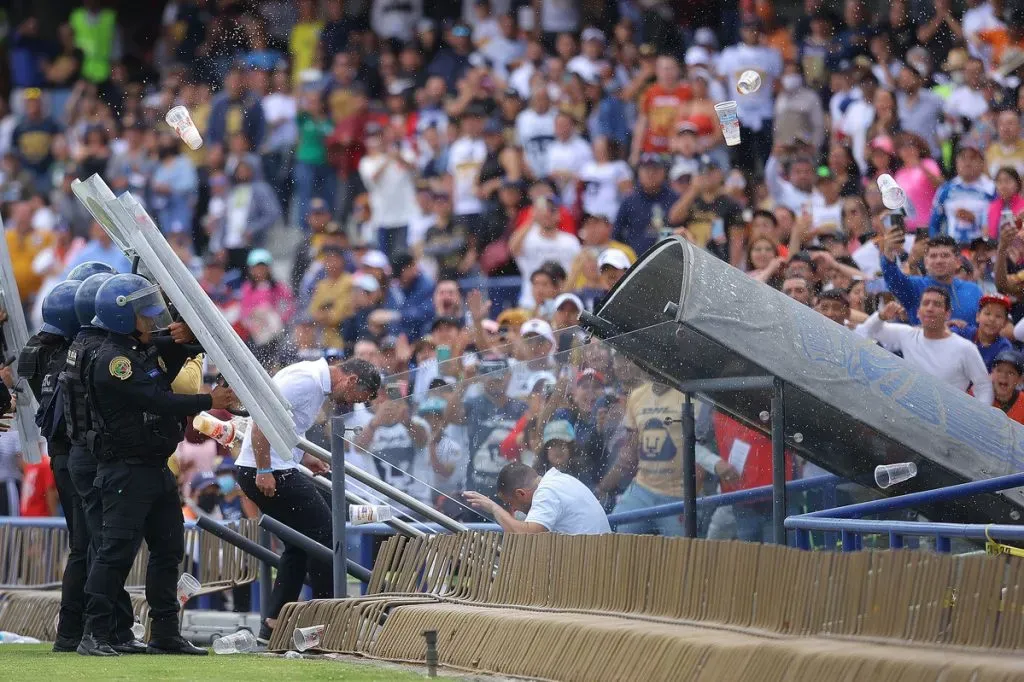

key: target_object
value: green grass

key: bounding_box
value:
[0,644,450,681]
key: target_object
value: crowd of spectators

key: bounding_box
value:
[5,0,1024,544]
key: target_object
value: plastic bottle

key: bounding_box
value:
[212,629,257,654]
[193,412,248,447]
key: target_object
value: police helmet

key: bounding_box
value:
[74,272,115,326]
[41,279,83,339]
[67,261,117,282]
[93,274,173,335]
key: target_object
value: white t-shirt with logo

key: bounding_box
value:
[716,43,783,129]
[515,225,581,306]
[447,136,487,216]
[580,160,632,221]
[525,468,611,534]
[516,108,557,178]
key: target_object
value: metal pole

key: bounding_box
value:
[331,417,348,598]
[681,395,698,538]
[191,513,281,567]
[259,514,372,583]
[299,438,468,533]
[259,527,273,620]
[771,378,787,545]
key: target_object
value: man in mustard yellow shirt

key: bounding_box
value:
[308,245,353,348]
[985,110,1024,177]
[6,202,53,304]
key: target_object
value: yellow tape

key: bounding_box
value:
[985,525,1024,559]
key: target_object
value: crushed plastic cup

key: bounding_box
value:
[176,573,201,607]
[284,651,303,659]
[875,462,917,489]
[877,174,907,211]
[212,629,257,654]
[714,101,742,147]
[349,504,394,525]
[131,621,145,640]
[165,105,203,150]
[292,625,326,652]
[737,70,762,94]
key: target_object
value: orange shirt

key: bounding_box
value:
[6,230,53,302]
[996,391,1024,425]
[977,28,1024,66]
[20,456,55,517]
[640,83,693,153]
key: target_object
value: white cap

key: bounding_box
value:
[354,273,380,292]
[361,250,391,272]
[552,293,583,312]
[581,27,606,43]
[598,248,631,271]
[694,27,718,49]
[685,46,711,66]
[520,318,556,347]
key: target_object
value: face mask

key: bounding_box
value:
[782,74,803,91]
[197,492,219,512]
[217,475,235,495]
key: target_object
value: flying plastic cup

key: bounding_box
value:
[737,70,762,94]
[875,462,917,489]
[349,504,394,525]
[176,573,201,607]
[877,173,907,211]
[714,101,742,147]
[293,625,326,652]
[165,106,203,150]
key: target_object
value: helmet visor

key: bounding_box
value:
[119,284,173,332]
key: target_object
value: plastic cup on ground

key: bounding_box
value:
[349,504,394,525]
[165,106,203,150]
[714,101,742,147]
[875,462,917,489]
[292,625,326,652]
[284,651,303,659]
[212,629,257,654]
[131,621,145,640]
[877,174,907,211]
[176,573,201,607]
[737,70,762,94]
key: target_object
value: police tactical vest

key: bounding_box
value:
[88,337,184,463]
[20,333,71,456]
[60,328,106,449]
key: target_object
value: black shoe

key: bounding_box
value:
[52,637,80,653]
[77,633,118,657]
[256,623,273,646]
[146,636,208,655]
[111,638,148,654]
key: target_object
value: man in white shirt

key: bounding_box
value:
[447,105,488,220]
[855,287,994,403]
[516,87,557,179]
[358,125,420,259]
[464,461,610,534]
[509,194,581,307]
[548,111,594,206]
[567,27,607,83]
[765,152,819,213]
[944,57,990,122]
[235,358,381,645]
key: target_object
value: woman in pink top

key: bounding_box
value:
[894,133,943,232]
[239,249,295,350]
[987,167,1024,239]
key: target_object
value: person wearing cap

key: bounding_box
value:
[717,19,784,170]
[418,395,466,501]
[668,155,745,264]
[953,293,1015,369]
[359,124,419,260]
[597,248,632,291]
[341,273,386,353]
[989,351,1024,423]
[510,193,581,308]
[927,144,996,243]
[614,153,680,255]
[11,86,60,192]
[428,22,475,92]
[569,211,636,292]
[239,249,295,351]
[445,354,527,499]
[533,419,590,481]
[506,318,558,399]
[495,308,530,344]
[629,55,692,165]
[566,27,607,83]
[551,292,583,332]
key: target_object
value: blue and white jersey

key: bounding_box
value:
[928,176,996,243]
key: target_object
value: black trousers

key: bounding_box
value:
[237,467,332,620]
[68,446,136,642]
[51,453,88,641]
[83,460,183,640]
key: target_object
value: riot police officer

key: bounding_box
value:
[62,270,144,654]
[78,274,236,656]
[18,279,84,652]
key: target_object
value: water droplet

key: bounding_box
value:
[1012,510,1021,521]
[793,432,803,444]
[759,411,770,422]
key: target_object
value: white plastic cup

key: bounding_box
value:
[212,629,257,654]
[292,625,326,652]
[349,504,394,525]
[714,101,742,147]
[875,462,917,489]
[877,174,907,211]
[176,573,201,607]
[131,621,145,640]
[165,105,203,150]
[737,70,762,94]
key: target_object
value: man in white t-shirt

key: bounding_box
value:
[358,125,421,258]
[447,105,488,219]
[855,287,993,403]
[548,111,594,206]
[566,27,607,83]
[516,87,557,179]
[235,358,381,644]
[509,194,581,307]
[464,461,610,534]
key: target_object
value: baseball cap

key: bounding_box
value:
[452,24,471,38]
[993,350,1024,374]
[685,46,711,67]
[576,368,606,385]
[354,273,380,293]
[581,27,606,43]
[431,315,464,331]
[418,396,448,415]
[694,27,718,49]
[190,471,218,493]
[520,318,556,347]
[542,419,576,446]
[246,248,273,267]
[638,152,668,167]
[553,292,583,312]
[598,248,631,271]
[417,18,436,33]
[677,120,699,135]
[361,250,391,271]
[979,294,1012,311]
[496,308,530,329]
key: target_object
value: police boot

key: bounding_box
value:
[111,637,148,654]
[146,635,208,655]
[52,636,81,653]
[77,633,118,657]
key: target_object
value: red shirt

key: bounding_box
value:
[640,83,693,153]
[713,413,795,492]
[20,456,55,517]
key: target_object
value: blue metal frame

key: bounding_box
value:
[786,471,1024,552]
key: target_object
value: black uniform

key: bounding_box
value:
[81,333,212,644]
[59,326,135,644]
[19,331,83,645]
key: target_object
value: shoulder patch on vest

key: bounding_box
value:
[109,356,132,380]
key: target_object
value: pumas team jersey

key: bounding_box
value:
[623,383,691,497]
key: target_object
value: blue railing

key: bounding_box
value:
[785,471,1024,552]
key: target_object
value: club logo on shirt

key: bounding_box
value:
[109,356,132,380]
[640,417,677,461]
